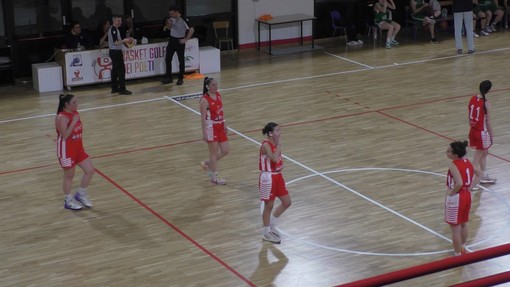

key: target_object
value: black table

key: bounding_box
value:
[256,14,317,55]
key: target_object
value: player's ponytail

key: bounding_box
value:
[450,140,468,158]
[262,122,278,135]
[203,77,213,95]
[57,94,75,114]
[479,80,492,114]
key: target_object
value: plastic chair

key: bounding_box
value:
[212,21,234,56]
[330,10,347,46]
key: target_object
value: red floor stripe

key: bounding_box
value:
[94,168,257,287]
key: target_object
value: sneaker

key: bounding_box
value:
[385,42,391,49]
[347,40,358,46]
[490,24,497,32]
[467,49,475,54]
[119,89,132,95]
[390,40,399,46]
[211,174,226,185]
[357,40,364,45]
[270,225,280,238]
[161,78,173,84]
[74,191,93,208]
[263,232,281,244]
[480,177,497,184]
[176,79,184,85]
[461,247,471,255]
[473,32,479,38]
[425,17,436,24]
[64,199,83,210]
[485,26,492,33]
[430,38,439,44]
[457,49,463,55]
[471,184,481,191]
[481,30,490,36]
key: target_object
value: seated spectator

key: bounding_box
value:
[473,1,490,36]
[64,21,93,50]
[374,0,401,49]
[95,19,111,48]
[410,0,439,43]
[498,0,510,27]
[120,15,142,41]
[477,0,504,32]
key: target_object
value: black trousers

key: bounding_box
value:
[109,49,126,90]
[165,37,185,80]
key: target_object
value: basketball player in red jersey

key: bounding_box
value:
[445,140,481,256]
[199,77,230,185]
[468,80,496,189]
[259,122,291,244]
[56,94,95,210]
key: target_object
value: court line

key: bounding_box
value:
[2,46,509,125]
[94,168,257,287]
[281,168,510,256]
[164,96,456,247]
[322,51,374,69]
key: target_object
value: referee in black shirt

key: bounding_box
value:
[108,15,133,95]
[162,6,194,85]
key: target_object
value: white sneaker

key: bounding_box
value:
[74,191,93,208]
[347,40,358,46]
[471,184,481,191]
[270,225,280,238]
[211,174,227,185]
[485,26,493,33]
[357,40,364,45]
[481,30,490,36]
[473,32,479,38]
[490,24,497,32]
[64,199,83,210]
[263,232,281,244]
[479,177,497,184]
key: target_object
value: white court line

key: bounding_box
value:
[164,96,457,249]
[3,45,510,125]
[323,51,374,69]
[0,97,166,124]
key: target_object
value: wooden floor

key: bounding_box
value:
[2,30,510,287]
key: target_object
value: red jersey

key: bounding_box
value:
[446,158,474,191]
[202,92,224,122]
[56,110,84,154]
[259,140,283,172]
[468,95,487,131]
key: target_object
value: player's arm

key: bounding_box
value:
[485,100,494,141]
[262,142,281,163]
[447,163,463,196]
[199,98,208,140]
[56,114,78,139]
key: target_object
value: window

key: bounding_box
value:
[71,0,124,31]
[13,0,63,35]
[186,0,231,16]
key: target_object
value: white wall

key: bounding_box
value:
[237,0,314,46]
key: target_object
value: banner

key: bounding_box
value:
[58,39,199,87]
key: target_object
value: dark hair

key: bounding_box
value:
[70,21,80,29]
[57,94,75,114]
[262,122,279,135]
[450,140,468,158]
[203,77,214,95]
[112,14,122,20]
[169,5,180,12]
[479,80,492,114]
